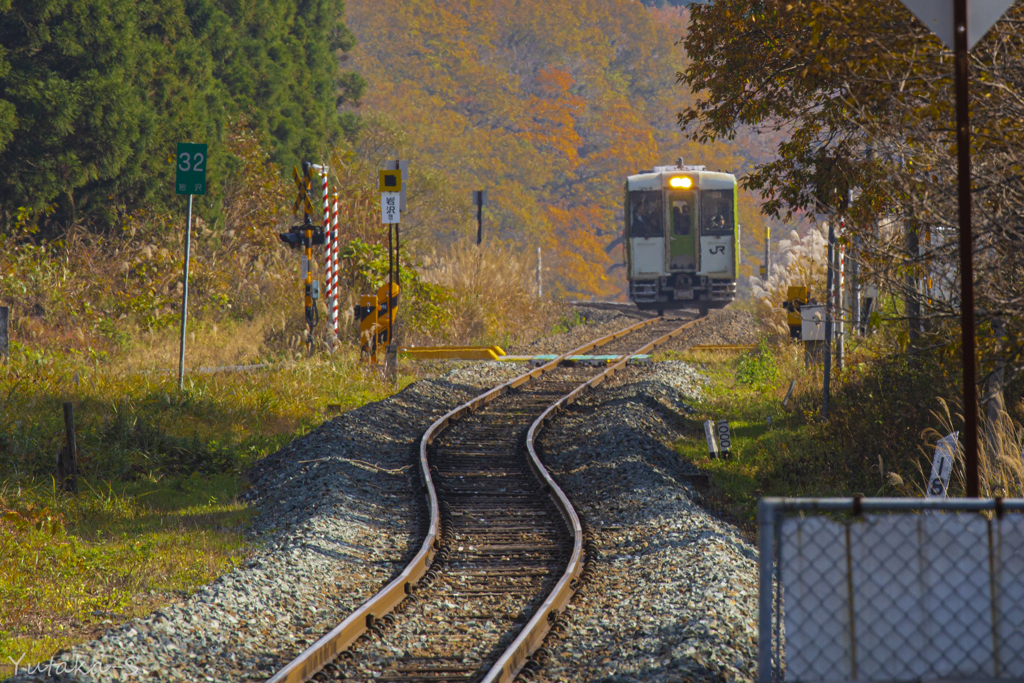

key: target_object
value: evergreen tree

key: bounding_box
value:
[0,0,365,231]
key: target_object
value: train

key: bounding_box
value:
[623,161,739,313]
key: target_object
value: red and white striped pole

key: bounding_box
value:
[331,193,340,338]
[318,167,333,347]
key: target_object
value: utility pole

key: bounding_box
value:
[898,0,1016,497]
[836,218,845,371]
[907,209,921,347]
[537,247,542,298]
[851,231,861,339]
[823,217,836,420]
[473,190,487,245]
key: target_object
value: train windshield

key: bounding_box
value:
[628,191,663,238]
[700,189,734,236]
[671,195,692,236]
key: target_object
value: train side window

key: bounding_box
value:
[672,199,691,236]
[700,189,734,235]
[628,191,663,238]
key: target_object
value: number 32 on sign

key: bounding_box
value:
[382,192,400,224]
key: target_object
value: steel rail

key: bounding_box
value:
[265,315,662,683]
[483,314,702,683]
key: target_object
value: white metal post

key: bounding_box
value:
[178,194,193,390]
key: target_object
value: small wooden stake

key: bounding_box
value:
[58,402,78,494]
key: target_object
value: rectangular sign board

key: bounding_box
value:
[382,192,400,224]
[383,160,409,210]
[176,143,207,195]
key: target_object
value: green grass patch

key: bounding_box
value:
[0,342,416,675]
[664,340,957,529]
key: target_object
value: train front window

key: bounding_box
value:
[629,191,663,239]
[700,189,734,236]
[671,196,691,236]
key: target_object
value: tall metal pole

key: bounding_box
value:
[537,247,542,298]
[393,159,401,349]
[954,0,979,497]
[823,218,836,420]
[177,194,192,390]
[476,194,483,245]
[836,219,845,371]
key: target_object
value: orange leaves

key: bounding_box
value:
[525,67,585,172]
[344,0,757,298]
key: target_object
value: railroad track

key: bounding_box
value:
[267,314,702,683]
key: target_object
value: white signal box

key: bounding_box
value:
[801,305,826,342]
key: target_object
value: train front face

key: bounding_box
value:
[624,168,738,311]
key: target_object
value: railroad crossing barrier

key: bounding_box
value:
[399,346,507,361]
[758,497,1024,682]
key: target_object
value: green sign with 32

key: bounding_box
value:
[175,143,207,195]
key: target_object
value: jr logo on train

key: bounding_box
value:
[623,160,738,314]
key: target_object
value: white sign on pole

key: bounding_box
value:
[899,0,1015,50]
[926,431,959,498]
[381,192,400,224]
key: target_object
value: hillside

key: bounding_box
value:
[343,0,767,299]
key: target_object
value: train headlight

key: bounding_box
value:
[669,176,692,189]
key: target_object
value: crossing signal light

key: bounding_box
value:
[278,217,325,248]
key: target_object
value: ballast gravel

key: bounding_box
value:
[534,361,759,682]
[4,363,521,683]
[6,316,761,683]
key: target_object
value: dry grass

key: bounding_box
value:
[916,400,1024,498]
[417,242,557,347]
[0,120,565,670]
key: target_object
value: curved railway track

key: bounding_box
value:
[267,314,701,683]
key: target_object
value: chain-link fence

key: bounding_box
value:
[758,497,1024,682]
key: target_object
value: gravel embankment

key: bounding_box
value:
[5,364,521,683]
[659,308,763,352]
[534,361,759,682]
[508,308,646,356]
[6,310,761,682]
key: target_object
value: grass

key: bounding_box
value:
[663,335,965,530]
[0,334,417,676]
[0,475,250,676]
[0,116,567,674]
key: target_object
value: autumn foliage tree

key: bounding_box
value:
[343,0,763,299]
[681,0,1024,391]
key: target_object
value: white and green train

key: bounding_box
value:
[624,162,738,313]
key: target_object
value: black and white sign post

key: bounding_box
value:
[175,143,207,391]
[716,420,733,459]
[472,190,487,245]
[899,0,1014,496]
[381,160,407,379]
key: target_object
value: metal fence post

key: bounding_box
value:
[758,498,776,682]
